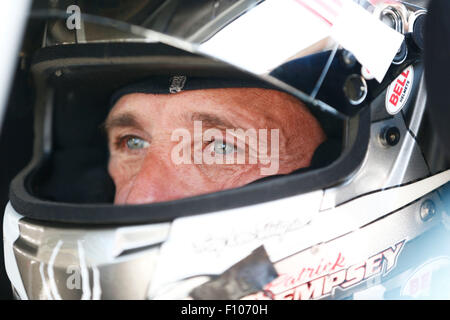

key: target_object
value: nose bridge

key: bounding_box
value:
[125,146,175,204]
[143,144,171,172]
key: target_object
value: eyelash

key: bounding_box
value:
[114,135,140,150]
[113,136,241,154]
[204,139,239,153]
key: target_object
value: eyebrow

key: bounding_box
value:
[102,113,144,134]
[188,112,240,130]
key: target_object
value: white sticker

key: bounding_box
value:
[331,0,404,83]
[361,66,375,81]
[385,65,414,115]
[199,0,331,75]
[199,0,404,83]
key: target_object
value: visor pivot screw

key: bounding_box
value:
[420,199,436,222]
[392,40,408,65]
[344,75,368,105]
[341,50,357,68]
[55,69,62,77]
[381,126,400,146]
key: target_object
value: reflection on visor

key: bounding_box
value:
[29,0,425,119]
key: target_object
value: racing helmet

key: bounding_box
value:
[3,0,450,300]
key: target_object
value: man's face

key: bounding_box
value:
[105,88,326,204]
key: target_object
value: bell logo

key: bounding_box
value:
[385,66,414,115]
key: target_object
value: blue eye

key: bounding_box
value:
[213,140,235,155]
[126,137,149,150]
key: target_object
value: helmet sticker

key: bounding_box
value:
[385,65,414,115]
[244,240,406,300]
[400,256,450,299]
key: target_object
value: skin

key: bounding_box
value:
[105,88,326,205]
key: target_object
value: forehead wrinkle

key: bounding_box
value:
[186,112,241,130]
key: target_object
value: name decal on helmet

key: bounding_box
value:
[245,240,405,300]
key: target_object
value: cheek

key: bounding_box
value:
[198,162,262,190]
[108,156,141,192]
[108,153,266,202]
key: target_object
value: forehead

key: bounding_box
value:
[106,88,304,125]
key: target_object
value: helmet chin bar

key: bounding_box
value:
[4,172,450,300]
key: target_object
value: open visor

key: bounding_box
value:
[31,0,427,118]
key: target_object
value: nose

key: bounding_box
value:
[122,149,186,204]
